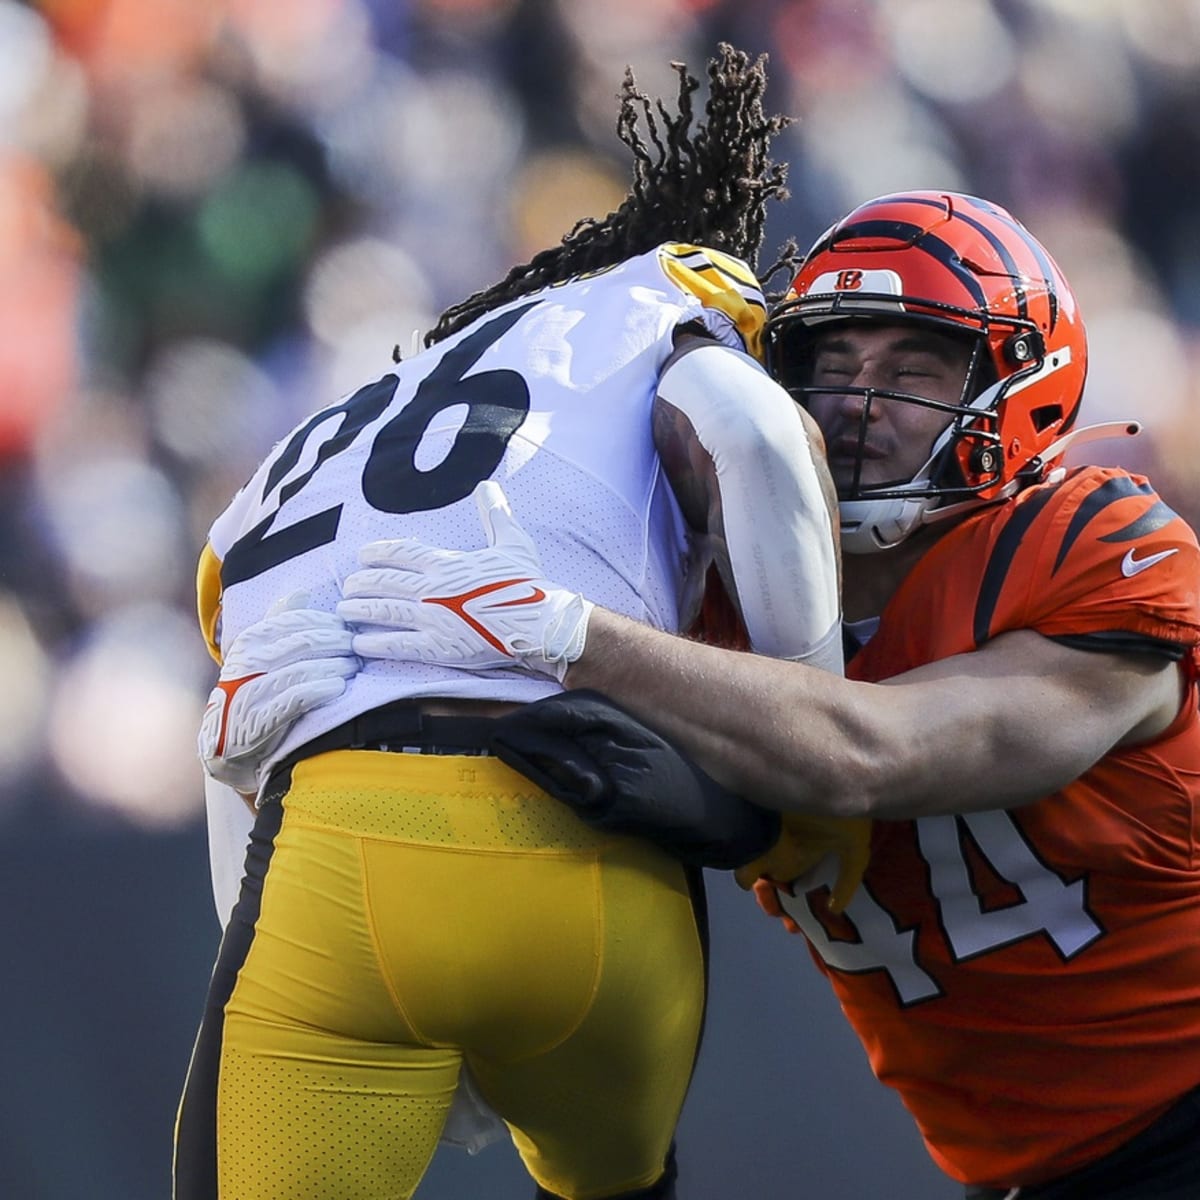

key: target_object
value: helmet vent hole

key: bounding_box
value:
[1031,405,1062,432]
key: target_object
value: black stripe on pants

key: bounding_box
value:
[173,789,286,1199]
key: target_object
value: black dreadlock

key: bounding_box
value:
[422,43,801,349]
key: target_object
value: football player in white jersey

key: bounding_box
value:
[176,46,857,1200]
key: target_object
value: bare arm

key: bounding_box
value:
[335,475,1180,823]
[566,613,1183,819]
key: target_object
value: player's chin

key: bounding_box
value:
[834,463,908,496]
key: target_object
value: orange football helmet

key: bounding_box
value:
[765,191,1095,551]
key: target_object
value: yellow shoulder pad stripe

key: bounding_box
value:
[660,243,762,290]
[196,542,223,665]
[657,243,768,361]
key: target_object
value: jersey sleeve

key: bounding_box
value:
[653,339,842,663]
[1000,467,1200,650]
[657,243,769,360]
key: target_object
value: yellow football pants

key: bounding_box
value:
[174,749,707,1199]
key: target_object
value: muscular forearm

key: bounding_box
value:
[566,608,890,818]
[565,614,1150,820]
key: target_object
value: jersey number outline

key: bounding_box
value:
[782,810,1103,1005]
[221,303,536,587]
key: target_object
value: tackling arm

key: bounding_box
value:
[335,482,1180,820]
[568,615,1184,819]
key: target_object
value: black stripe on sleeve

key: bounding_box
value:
[1049,631,1187,662]
[1098,500,1179,543]
[1052,477,1172,573]
[973,489,1057,647]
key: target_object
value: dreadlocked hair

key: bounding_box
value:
[423,43,800,348]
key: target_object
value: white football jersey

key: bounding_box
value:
[200,242,768,766]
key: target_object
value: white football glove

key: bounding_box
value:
[337,481,593,682]
[199,592,359,794]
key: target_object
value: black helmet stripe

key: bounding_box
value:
[958,195,1060,331]
[884,193,954,212]
[831,219,988,307]
[805,230,835,259]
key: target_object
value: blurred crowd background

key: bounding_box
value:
[4,1,1200,1196]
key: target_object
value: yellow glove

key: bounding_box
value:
[732,812,872,914]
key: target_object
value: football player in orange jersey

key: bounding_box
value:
[340,192,1200,1199]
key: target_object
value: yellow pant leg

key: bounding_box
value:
[365,830,705,1199]
[339,753,706,1199]
[466,838,705,1199]
[217,1016,461,1199]
[179,787,463,1199]
[176,751,705,1200]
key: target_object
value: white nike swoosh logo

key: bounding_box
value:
[1121,547,1178,577]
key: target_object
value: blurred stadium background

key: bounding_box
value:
[3,1,1199,1196]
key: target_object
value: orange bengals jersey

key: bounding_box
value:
[781,465,1200,1188]
[687,565,751,650]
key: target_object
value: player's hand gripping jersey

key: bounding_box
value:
[772,466,1200,1188]
[197,243,769,779]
